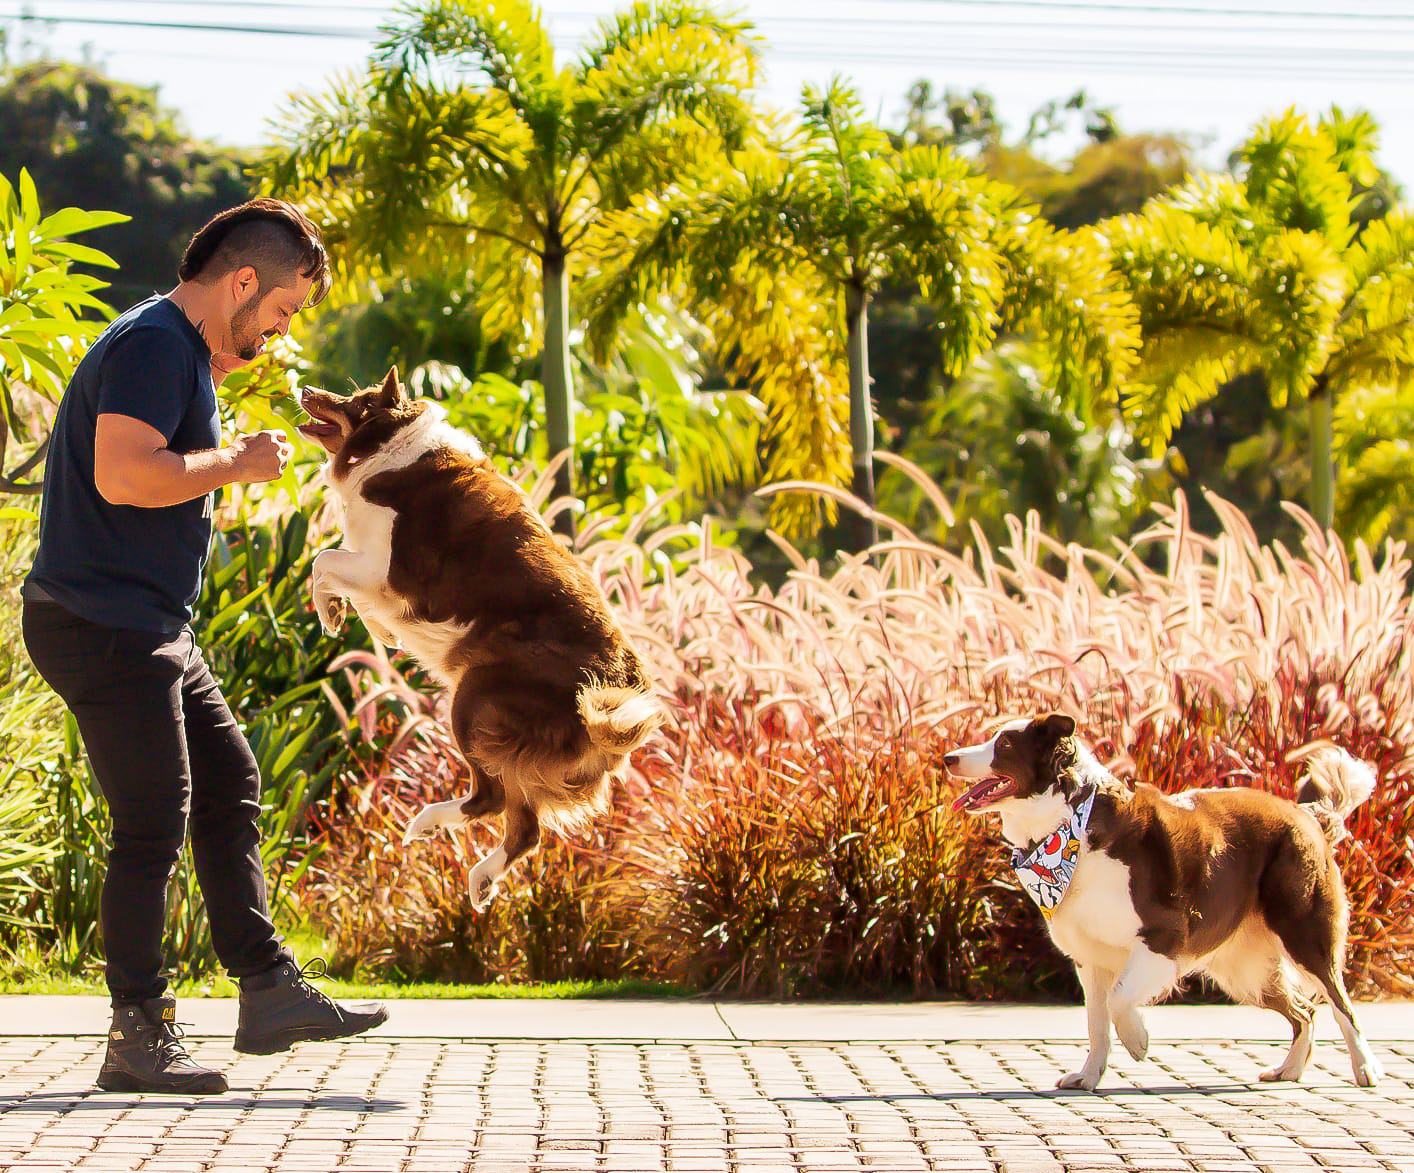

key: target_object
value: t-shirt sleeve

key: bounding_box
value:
[95,328,196,444]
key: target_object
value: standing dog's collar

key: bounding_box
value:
[1011,785,1097,919]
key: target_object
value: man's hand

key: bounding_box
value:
[228,430,292,484]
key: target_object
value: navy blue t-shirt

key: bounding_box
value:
[25,296,220,634]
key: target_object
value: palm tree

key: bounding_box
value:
[585,80,1141,546]
[1103,108,1414,531]
[262,0,759,531]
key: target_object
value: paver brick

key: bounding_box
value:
[0,1035,1411,1173]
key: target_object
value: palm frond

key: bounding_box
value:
[1329,208,1414,392]
[571,9,759,166]
[1239,109,1357,250]
[378,0,555,117]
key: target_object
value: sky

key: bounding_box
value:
[3,0,1413,186]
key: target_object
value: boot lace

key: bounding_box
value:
[293,958,339,1014]
[144,1018,194,1066]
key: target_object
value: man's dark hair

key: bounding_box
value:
[179,198,331,307]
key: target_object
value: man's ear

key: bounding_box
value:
[1042,713,1076,739]
[377,366,402,407]
[231,265,259,305]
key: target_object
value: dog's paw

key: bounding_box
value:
[1260,1063,1305,1083]
[469,850,505,911]
[402,808,438,846]
[1354,1055,1384,1087]
[470,871,498,911]
[1056,1068,1102,1091]
[1114,1012,1149,1061]
[317,593,347,636]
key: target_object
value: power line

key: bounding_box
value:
[1,13,378,39]
[6,6,1408,85]
[902,0,1414,17]
[8,9,1408,53]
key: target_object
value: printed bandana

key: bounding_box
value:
[1011,786,1096,919]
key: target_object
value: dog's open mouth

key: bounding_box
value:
[952,776,1018,812]
[297,417,341,440]
[296,395,343,441]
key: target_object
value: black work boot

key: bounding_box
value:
[96,995,228,1095]
[234,958,388,1055]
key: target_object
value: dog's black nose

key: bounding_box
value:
[943,752,959,769]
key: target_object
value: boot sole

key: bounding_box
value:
[233,1007,390,1055]
[96,1068,228,1095]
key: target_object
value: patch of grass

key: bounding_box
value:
[0,970,686,1000]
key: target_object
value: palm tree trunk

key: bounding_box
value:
[845,280,876,552]
[541,249,576,539]
[1309,372,1334,532]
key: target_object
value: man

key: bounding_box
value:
[21,198,387,1095]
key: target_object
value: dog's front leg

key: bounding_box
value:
[469,801,540,910]
[1106,943,1179,1063]
[1057,964,1113,1091]
[311,548,386,639]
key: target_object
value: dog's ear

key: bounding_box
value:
[377,366,403,407]
[1042,713,1076,740]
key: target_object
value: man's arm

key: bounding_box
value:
[94,414,291,508]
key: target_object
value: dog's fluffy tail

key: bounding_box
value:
[1296,746,1376,844]
[577,684,664,754]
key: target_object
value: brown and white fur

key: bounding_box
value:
[298,368,663,908]
[944,714,1382,1091]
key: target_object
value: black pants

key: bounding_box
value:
[21,599,288,1003]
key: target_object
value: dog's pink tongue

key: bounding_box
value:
[952,778,998,812]
[950,785,995,814]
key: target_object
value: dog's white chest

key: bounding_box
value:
[1043,848,1143,969]
[342,498,396,576]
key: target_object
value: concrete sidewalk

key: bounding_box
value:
[2,995,1413,1043]
[0,999,1411,1172]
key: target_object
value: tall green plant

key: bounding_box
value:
[420,304,762,529]
[0,168,125,494]
[262,0,759,529]
[587,80,1141,543]
[0,520,65,940]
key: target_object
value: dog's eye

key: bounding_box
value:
[996,734,1010,749]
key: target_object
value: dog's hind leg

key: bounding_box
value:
[1258,969,1317,1082]
[469,801,540,911]
[1287,949,1383,1086]
[1266,853,1382,1086]
[1319,971,1383,1087]
[403,762,505,845]
[1058,964,1116,1091]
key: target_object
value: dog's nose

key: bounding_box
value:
[942,752,959,770]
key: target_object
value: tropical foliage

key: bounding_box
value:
[0,168,125,494]
[4,19,1414,1002]
[1102,109,1414,530]
[585,79,1142,542]
[879,340,1171,551]
[262,0,760,520]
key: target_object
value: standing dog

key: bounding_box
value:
[298,368,662,907]
[944,714,1382,1090]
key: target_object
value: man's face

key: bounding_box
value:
[229,274,313,361]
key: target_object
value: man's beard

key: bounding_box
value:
[230,297,268,361]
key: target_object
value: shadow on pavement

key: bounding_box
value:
[774,1083,1289,1102]
[0,1091,408,1112]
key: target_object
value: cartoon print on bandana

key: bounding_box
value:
[1011,786,1096,919]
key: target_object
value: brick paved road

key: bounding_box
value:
[1,1035,1412,1172]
